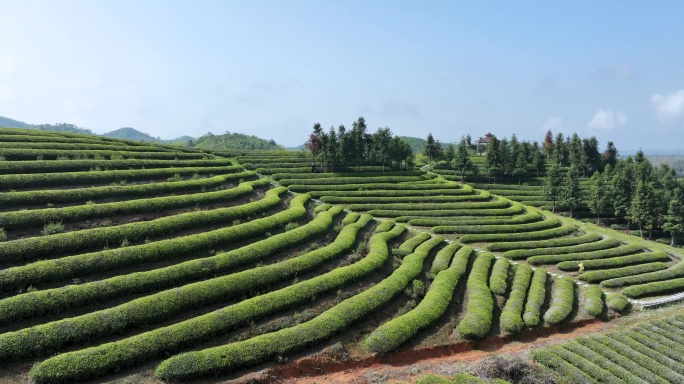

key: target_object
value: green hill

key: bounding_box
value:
[193,132,282,150]
[399,135,427,153]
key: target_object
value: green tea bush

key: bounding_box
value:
[528,243,643,265]
[488,257,510,295]
[531,349,595,383]
[460,222,577,244]
[313,203,331,213]
[457,252,494,339]
[579,262,668,283]
[605,293,629,312]
[364,245,469,353]
[486,232,602,252]
[429,242,462,275]
[394,232,432,257]
[0,158,234,175]
[583,285,604,317]
[348,200,510,213]
[543,276,574,325]
[558,342,638,383]
[621,276,684,298]
[322,194,488,204]
[522,267,547,327]
[434,216,559,235]
[558,251,669,272]
[500,264,532,334]
[504,237,620,260]
[602,262,684,288]
[374,220,395,233]
[341,212,360,225]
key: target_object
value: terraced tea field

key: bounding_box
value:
[2,128,684,383]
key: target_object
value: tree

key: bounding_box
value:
[582,137,601,176]
[512,149,528,184]
[542,130,554,160]
[588,171,609,225]
[532,141,546,177]
[662,187,684,246]
[543,163,563,212]
[304,133,322,161]
[444,143,455,168]
[610,160,634,218]
[423,133,440,168]
[629,180,657,238]
[371,127,392,171]
[560,165,583,218]
[553,132,566,166]
[454,137,474,182]
[485,134,502,183]
[602,141,618,170]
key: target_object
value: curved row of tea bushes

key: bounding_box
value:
[365,245,471,353]
[0,158,234,174]
[395,232,432,257]
[531,349,597,384]
[460,223,577,244]
[527,243,644,265]
[601,262,684,288]
[310,188,473,198]
[351,200,510,213]
[622,329,684,369]
[272,170,425,180]
[278,175,428,186]
[543,277,575,325]
[27,224,407,384]
[0,148,205,161]
[288,182,451,193]
[0,204,346,360]
[0,141,170,152]
[500,264,533,334]
[0,188,292,287]
[151,229,439,381]
[430,242,463,275]
[374,220,395,233]
[0,171,256,206]
[321,194,489,205]
[621,276,684,298]
[258,166,390,174]
[313,203,332,213]
[0,132,131,145]
[583,285,604,317]
[0,165,240,189]
[433,216,559,235]
[408,212,540,228]
[546,345,626,383]
[576,337,672,384]
[341,212,361,225]
[557,251,670,271]
[486,232,603,252]
[488,257,510,295]
[0,178,269,229]
[504,237,619,260]
[605,293,629,312]
[523,267,548,327]
[392,207,527,222]
[0,207,350,325]
[456,252,495,339]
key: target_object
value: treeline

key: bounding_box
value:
[192,132,282,151]
[305,117,414,170]
[582,151,684,244]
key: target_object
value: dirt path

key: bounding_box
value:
[260,318,610,384]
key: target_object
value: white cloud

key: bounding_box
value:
[542,117,563,132]
[651,89,684,122]
[0,54,17,75]
[587,108,627,130]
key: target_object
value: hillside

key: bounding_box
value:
[103,127,161,142]
[193,131,283,150]
[399,135,427,153]
[0,116,32,129]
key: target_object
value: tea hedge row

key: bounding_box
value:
[0,178,267,229]
[528,243,644,265]
[433,216,559,235]
[408,212,540,228]
[461,222,577,244]
[0,141,170,152]
[557,250,670,272]
[504,237,620,260]
[583,285,604,317]
[0,158,234,175]
[621,276,684,298]
[28,224,407,384]
[0,171,256,206]
[553,344,635,383]
[0,187,290,288]
[531,349,596,384]
[391,207,527,221]
[0,207,350,325]
[0,165,240,189]
[374,220,395,233]
[601,262,684,288]
[365,245,471,354]
[322,194,489,205]
[522,267,548,327]
[272,170,425,180]
[486,233,602,252]
[395,232,432,257]
[278,175,428,186]
[543,276,574,325]
[430,242,463,275]
[0,148,205,161]
[500,264,532,334]
[152,226,435,381]
[288,182,450,193]
[605,293,629,311]
[352,200,510,213]
[488,257,510,295]
[341,212,360,225]
[456,252,494,339]
[310,188,473,198]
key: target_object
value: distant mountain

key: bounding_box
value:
[103,127,161,142]
[0,116,32,129]
[193,132,283,151]
[285,144,305,151]
[399,136,427,153]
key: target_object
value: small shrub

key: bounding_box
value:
[284,222,300,231]
[41,222,65,236]
[167,173,183,182]
[0,228,6,242]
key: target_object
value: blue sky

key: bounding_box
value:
[1,1,683,151]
